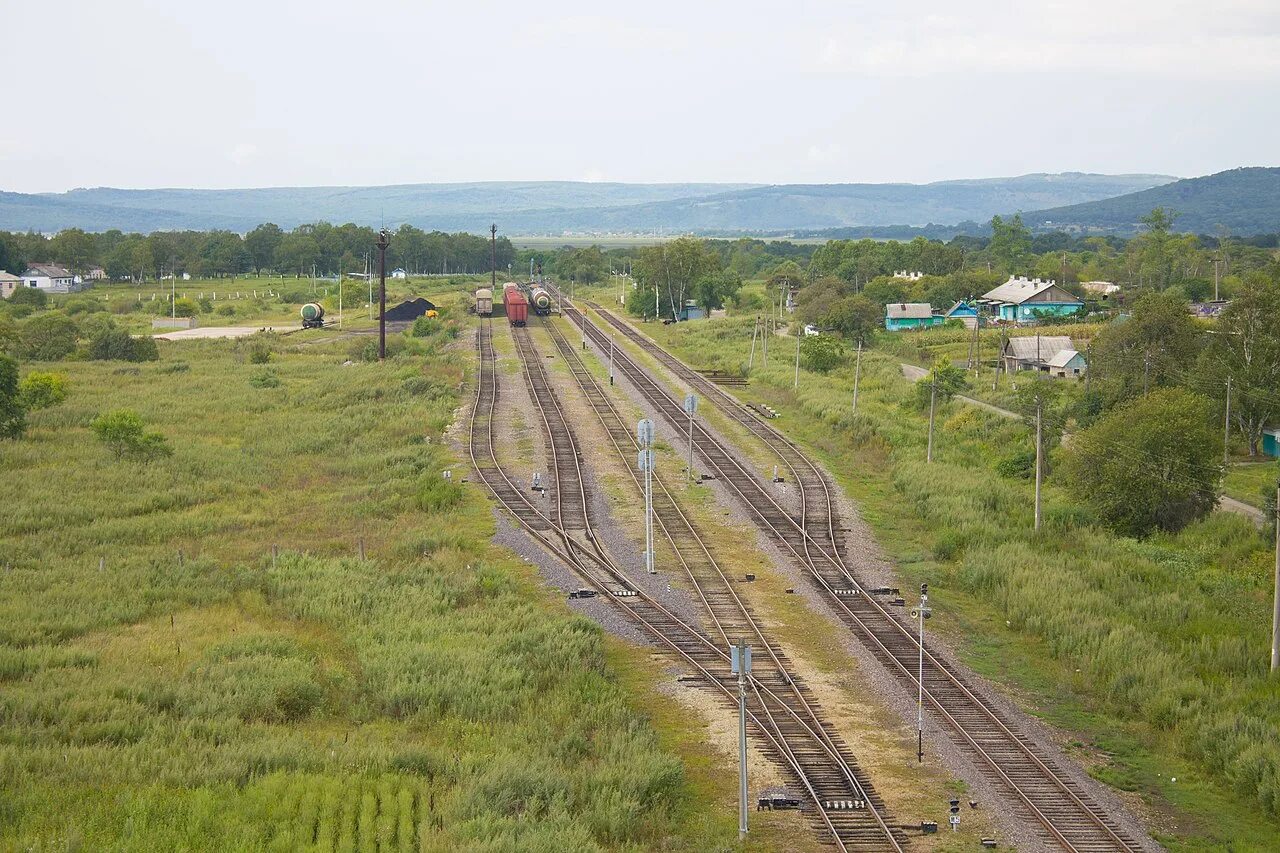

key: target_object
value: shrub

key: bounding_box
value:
[18,371,68,410]
[172,297,199,317]
[217,304,236,317]
[197,297,213,313]
[248,341,272,364]
[9,287,47,308]
[0,355,25,439]
[16,313,78,361]
[349,335,407,362]
[89,409,172,460]
[799,334,847,373]
[62,297,105,316]
[78,312,117,341]
[995,449,1036,479]
[88,328,159,362]
[249,369,281,389]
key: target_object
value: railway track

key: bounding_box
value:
[559,299,1143,853]
[469,319,906,851]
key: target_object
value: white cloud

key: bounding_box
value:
[811,1,1280,78]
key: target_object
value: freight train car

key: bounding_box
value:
[529,286,552,316]
[505,288,528,326]
[474,288,493,316]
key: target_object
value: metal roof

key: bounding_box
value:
[1004,336,1073,363]
[885,303,934,319]
[982,276,1081,305]
[1046,349,1083,368]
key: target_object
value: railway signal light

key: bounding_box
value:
[949,798,961,832]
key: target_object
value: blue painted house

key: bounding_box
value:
[980,276,1083,323]
[885,303,944,331]
[944,300,980,329]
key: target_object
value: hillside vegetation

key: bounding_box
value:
[0,173,1169,233]
[1024,167,1280,235]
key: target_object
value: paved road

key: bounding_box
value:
[899,363,1021,420]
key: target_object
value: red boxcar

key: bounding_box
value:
[505,290,528,326]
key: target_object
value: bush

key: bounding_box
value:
[89,409,172,460]
[0,355,25,439]
[79,313,117,341]
[799,334,847,373]
[249,369,281,389]
[16,313,78,361]
[88,327,160,362]
[248,341,272,364]
[217,304,236,317]
[9,287,47,308]
[18,371,68,410]
[62,297,105,316]
[995,449,1036,479]
[349,335,407,362]
[172,297,199,318]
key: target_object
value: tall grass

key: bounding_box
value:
[0,333,694,850]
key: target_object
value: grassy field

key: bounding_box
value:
[1224,461,1280,509]
[0,296,763,850]
[581,291,1280,851]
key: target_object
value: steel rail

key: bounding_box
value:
[468,320,901,851]
[563,301,1141,852]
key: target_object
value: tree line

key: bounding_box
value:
[0,224,516,282]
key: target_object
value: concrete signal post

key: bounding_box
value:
[731,641,752,841]
[637,419,656,574]
[911,583,932,763]
[684,394,698,483]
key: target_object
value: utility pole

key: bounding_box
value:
[925,380,937,463]
[793,331,801,390]
[1214,256,1222,302]
[1224,375,1233,465]
[490,223,497,292]
[731,641,752,841]
[747,317,759,371]
[852,340,863,413]
[376,229,390,361]
[1272,486,1279,673]
[637,419,656,575]
[1034,395,1043,531]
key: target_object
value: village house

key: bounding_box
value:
[892,270,924,281]
[1000,335,1080,374]
[884,302,944,331]
[980,276,1083,323]
[944,300,980,329]
[1263,428,1279,459]
[21,263,77,293]
[0,270,21,299]
[83,266,108,281]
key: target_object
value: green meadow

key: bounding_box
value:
[0,304,746,850]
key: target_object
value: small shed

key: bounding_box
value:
[677,300,707,321]
[885,303,943,331]
[1046,348,1087,378]
[1264,428,1279,458]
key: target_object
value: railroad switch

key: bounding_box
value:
[919,821,938,834]
[981,839,998,848]
[833,588,858,597]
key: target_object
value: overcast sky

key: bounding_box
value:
[3,0,1278,193]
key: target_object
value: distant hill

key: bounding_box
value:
[0,174,1173,234]
[1021,167,1280,235]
